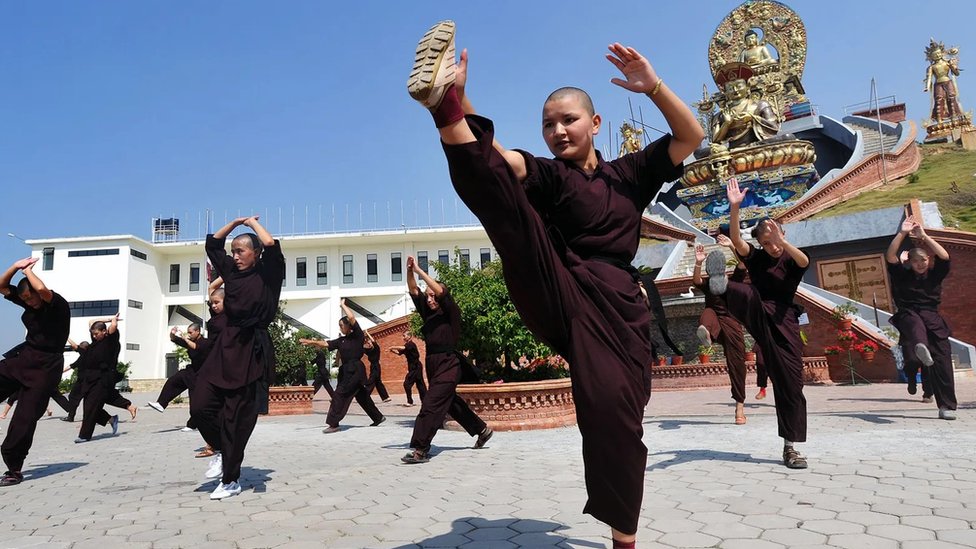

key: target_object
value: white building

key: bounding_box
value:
[25,226,494,390]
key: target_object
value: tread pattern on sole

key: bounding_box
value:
[407,21,455,103]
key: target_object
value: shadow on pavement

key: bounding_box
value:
[826,412,938,424]
[648,449,780,471]
[391,517,603,548]
[644,418,725,430]
[25,461,86,481]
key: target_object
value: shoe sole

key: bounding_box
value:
[705,251,728,295]
[407,21,455,103]
[148,403,164,413]
[474,429,493,449]
[915,343,934,367]
[696,325,711,346]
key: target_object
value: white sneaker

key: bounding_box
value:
[180,426,197,432]
[939,408,957,421]
[407,20,456,110]
[147,402,165,413]
[915,343,934,367]
[210,481,242,500]
[204,453,223,479]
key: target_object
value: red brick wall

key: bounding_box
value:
[928,232,976,349]
[367,315,425,394]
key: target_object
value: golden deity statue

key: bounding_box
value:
[711,63,780,149]
[738,29,777,68]
[923,39,964,123]
[618,123,644,157]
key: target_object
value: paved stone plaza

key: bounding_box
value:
[0,378,973,548]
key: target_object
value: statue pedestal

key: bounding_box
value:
[961,127,976,151]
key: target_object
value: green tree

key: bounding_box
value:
[268,304,318,386]
[409,252,558,382]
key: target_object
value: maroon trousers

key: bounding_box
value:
[443,117,651,534]
[409,352,486,451]
[403,369,426,404]
[724,281,807,442]
[891,309,956,410]
[700,308,747,403]
[155,368,196,409]
[325,380,384,428]
[0,348,63,472]
[755,345,768,389]
[190,379,259,484]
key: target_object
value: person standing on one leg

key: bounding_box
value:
[190,216,283,500]
[0,257,71,485]
[76,314,124,443]
[407,20,702,545]
[724,178,810,469]
[363,331,391,403]
[692,235,750,425]
[300,298,385,433]
[885,213,956,420]
[148,325,211,413]
[753,344,768,400]
[401,256,492,464]
[390,332,426,407]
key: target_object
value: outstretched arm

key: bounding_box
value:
[886,214,914,264]
[453,49,527,181]
[725,179,752,257]
[299,338,329,350]
[607,43,704,165]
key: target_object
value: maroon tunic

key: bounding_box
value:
[201,236,284,389]
[328,322,367,395]
[443,114,680,534]
[696,267,748,402]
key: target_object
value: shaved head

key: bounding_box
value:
[545,87,595,116]
[232,233,262,254]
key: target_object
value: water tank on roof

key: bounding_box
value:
[153,218,180,241]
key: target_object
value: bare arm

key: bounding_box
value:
[412,259,444,297]
[388,346,406,354]
[886,214,914,264]
[406,256,420,297]
[606,43,705,165]
[208,276,224,294]
[339,298,357,326]
[453,49,528,181]
[0,258,39,298]
[691,244,706,286]
[213,217,247,239]
[299,338,330,350]
[20,259,54,303]
[67,338,78,351]
[911,223,949,261]
[243,216,275,247]
[106,313,119,335]
[725,178,751,257]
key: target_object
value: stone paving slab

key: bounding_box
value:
[0,378,971,547]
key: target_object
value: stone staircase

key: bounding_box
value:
[671,242,743,278]
[848,121,900,155]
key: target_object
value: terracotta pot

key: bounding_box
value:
[837,319,853,331]
[656,357,667,366]
[860,351,875,362]
[698,354,712,364]
[671,355,684,365]
[744,351,757,363]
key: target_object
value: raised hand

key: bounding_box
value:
[726,177,748,207]
[695,244,706,263]
[12,257,35,270]
[910,222,926,239]
[716,234,734,249]
[900,212,916,234]
[607,43,660,94]
[242,215,261,228]
[455,48,468,100]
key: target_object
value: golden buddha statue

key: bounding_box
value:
[618,123,644,157]
[738,29,776,68]
[711,63,780,149]
[923,39,964,122]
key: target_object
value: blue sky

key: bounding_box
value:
[2,0,974,350]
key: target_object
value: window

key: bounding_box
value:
[460,249,470,270]
[68,300,120,317]
[438,250,449,266]
[296,257,307,286]
[316,256,328,285]
[68,248,119,257]
[169,264,180,292]
[42,247,54,271]
[343,255,353,284]
[367,254,378,283]
[126,343,140,351]
[480,248,491,268]
[189,263,200,291]
[391,252,402,282]
[130,249,147,261]
[127,299,143,310]
[417,251,428,273]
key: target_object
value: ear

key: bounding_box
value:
[591,113,602,136]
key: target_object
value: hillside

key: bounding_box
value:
[810,144,976,232]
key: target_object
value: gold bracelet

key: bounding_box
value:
[651,79,664,96]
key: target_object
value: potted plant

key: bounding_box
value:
[830,302,859,331]
[697,344,715,364]
[835,329,857,350]
[744,343,757,363]
[655,355,667,367]
[855,339,879,361]
[824,345,844,368]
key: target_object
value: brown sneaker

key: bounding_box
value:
[407,20,456,110]
[473,426,493,449]
[401,449,430,464]
[783,446,808,469]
